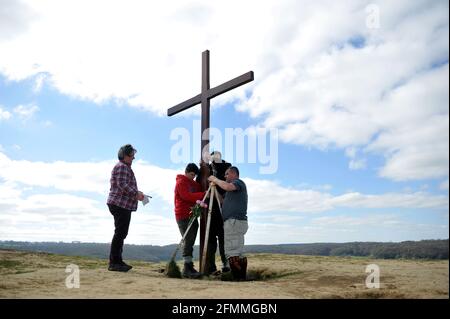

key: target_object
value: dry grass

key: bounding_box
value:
[0,249,448,299]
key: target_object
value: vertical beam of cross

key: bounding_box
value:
[199,51,211,190]
[201,50,210,166]
[199,51,211,271]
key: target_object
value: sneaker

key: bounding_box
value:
[108,263,131,272]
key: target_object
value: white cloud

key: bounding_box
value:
[349,158,367,170]
[0,152,447,215]
[329,192,448,210]
[0,182,179,244]
[0,0,447,183]
[240,1,449,181]
[345,147,367,170]
[310,214,449,239]
[13,103,39,120]
[0,152,448,244]
[253,214,305,223]
[245,177,448,213]
[0,106,12,121]
[440,180,449,191]
[0,181,23,200]
[294,182,333,192]
[0,152,179,202]
[0,152,111,194]
[0,0,266,114]
[245,178,334,213]
[366,66,449,181]
[311,215,398,227]
[0,0,37,42]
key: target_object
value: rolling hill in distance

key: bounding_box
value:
[0,239,447,262]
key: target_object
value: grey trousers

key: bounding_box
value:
[176,217,199,263]
[224,219,248,259]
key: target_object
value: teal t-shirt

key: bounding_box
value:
[222,179,248,221]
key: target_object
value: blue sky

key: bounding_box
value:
[0,0,448,245]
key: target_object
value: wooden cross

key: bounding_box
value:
[167,50,254,272]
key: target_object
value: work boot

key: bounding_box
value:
[182,262,202,279]
[239,257,247,281]
[228,256,242,281]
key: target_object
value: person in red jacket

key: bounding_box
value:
[174,163,205,278]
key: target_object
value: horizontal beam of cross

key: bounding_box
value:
[167,71,254,116]
[167,94,202,117]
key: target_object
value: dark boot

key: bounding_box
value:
[228,256,242,281]
[206,263,218,276]
[239,257,247,281]
[182,262,202,279]
[119,261,133,271]
[108,263,131,272]
[205,251,218,275]
[221,253,230,272]
[221,260,231,273]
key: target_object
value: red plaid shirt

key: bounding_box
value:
[107,161,138,211]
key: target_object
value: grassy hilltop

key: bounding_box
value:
[0,249,448,299]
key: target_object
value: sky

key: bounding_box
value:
[0,0,448,245]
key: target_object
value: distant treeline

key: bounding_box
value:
[0,239,447,261]
[0,241,177,262]
[243,240,449,259]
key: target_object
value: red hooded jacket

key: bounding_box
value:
[174,174,205,221]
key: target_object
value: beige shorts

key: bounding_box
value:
[223,218,248,258]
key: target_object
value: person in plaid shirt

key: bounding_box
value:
[107,144,144,272]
